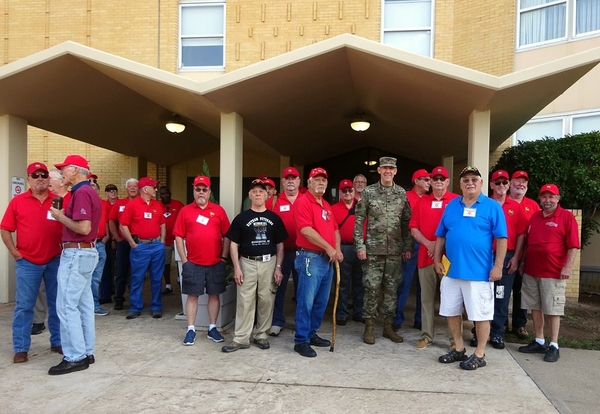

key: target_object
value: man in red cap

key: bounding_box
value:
[270,166,303,336]
[174,176,231,345]
[331,179,364,325]
[518,184,580,362]
[508,170,541,339]
[158,185,185,296]
[119,177,166,319]
[1,162,63,364]
[49,154,102,375]
[293,167,342,357]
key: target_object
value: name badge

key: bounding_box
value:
[196,215,209,225]
[119,206,125,212]
[144,212,152,219]
[47,210,56,221]
[164,212,171,218]
[262,254,271,262]
[280,205,290,212]
[322,210,328,220]
[431,201,443,209]
[463,208,476,217]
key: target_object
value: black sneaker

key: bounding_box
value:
[518,341,548,354]
[438,348,469,363]
[114,302,124,311]
[336,318,347,326]
[459,353,487,371]
[294,342,317,358]
[161,287,173,295]
[544,345,560,362]
[310,334,331,347]
[489,336,505,349]
[48,358,89,375]
[31,323,46,335]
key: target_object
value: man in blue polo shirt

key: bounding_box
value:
[433,166,507,371]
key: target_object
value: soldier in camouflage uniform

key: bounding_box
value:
[354,157,413,344]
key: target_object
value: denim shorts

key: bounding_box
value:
[181,260,226,296]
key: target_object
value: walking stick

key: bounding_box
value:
[330,261,341,352]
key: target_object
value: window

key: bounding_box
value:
[514,110,600,143]
[180,2,225,70]
[518,0,600,49]
[382,0,433,57]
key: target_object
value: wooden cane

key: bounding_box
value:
[330,261,341,352]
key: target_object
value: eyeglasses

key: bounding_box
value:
[194,187,209,193]
[461,177,480,184]
[417,177,431,182]
[431,177,446,182]
[106,189,118,192]
[88,179,97,184]
[494,180,509,186]
[354,180,367,184]
[342,189,353,194]
[30,173,49,179]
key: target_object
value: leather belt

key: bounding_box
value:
[241,254,274,261]
[62,242,96,249]
[139,237,160,244]
[340,242,353,246]
[297,248,328,257]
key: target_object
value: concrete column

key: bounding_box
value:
[169,163,188,205]
[442,155,454,189]
[130,156,147,179]
[0,115,28,303]
[468,110,491,179]
[220,112,243,221]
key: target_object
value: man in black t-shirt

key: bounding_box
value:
[222,179,288,353]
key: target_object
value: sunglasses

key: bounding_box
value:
[417,177,431,182]
[30,173,49,179]
[341,188,353,194]
[194,187,210,193]
[461,177,480,184]
[252,179,265,185]
[88,179,97,184]
[494,180,509,186]
[432,177,446,182]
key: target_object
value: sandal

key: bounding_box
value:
[438,348,469,363]
[459,353,487,370]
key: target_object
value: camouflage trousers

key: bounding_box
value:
[362,255,402,319]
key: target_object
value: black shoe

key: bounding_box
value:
[31,323,46,335]
[459,353,487,371]
[413,321,422,330]
[392,323,401,332]
[352,316,365,323]
[470,335,478,347]
[151,311,162,319]
[87,355,95,364]
[439,348,469,363]
[294,342,317,357]
[99,298,113,305]
[489,336,505,349]
[310,334,331,347]
[126,311,141,319]
[114,302,124,310]
[544,345,560,362]
[336,318,347,326]
[161,287,173,295]
[48,358,89,375]
[518,341,548,354]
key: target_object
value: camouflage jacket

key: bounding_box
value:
[354,181,413,256]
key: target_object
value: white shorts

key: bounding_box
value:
[439,277,494,321]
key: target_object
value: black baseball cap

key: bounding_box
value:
[105,184,118,192]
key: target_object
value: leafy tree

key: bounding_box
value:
[492,131,600,246]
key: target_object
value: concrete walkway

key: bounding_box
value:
[0,291,596,413]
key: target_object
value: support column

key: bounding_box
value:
[130,156,147,179]
[468,110,491,179]
[442,155,454,189]
[0,115,28,303]
[220,112,243,220]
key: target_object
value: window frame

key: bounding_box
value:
[179,1,226,71]
[513,109,600,145]
[380,0,435,58]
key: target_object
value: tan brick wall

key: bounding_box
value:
[433,0,455,63]
[489,137,513,168]
[567,209,582,301]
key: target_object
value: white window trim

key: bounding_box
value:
[513,109,600,145]
[380,0,436,58]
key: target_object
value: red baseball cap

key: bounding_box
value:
[193,176,211,187]
[491,170,509,182]
[257,174,270,181]
[339,179,353,190]
[430,167,449,179]
[54,154,90,170]
[138,176,159,188]
[512,170,529,180]
[87,172,98,180]
[309,167,328,178]
[412,169,429,181]
[282,166,299,178]
[264,178,276,188]
[27,162,49,175]
[540,183,560,196]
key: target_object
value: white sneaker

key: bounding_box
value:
[269,326,282,336]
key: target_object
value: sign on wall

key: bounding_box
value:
[11,177,25,198]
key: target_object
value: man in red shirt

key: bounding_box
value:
[518,184,580,362]
[100,183,119,305]
[293,167,343,357]
[1,162,63,364]
[508,170,541,339]
[270,166,303,336]
[119,177,166,319]
[174,176,231,345]
[158,186,185,295]
[331,179,364,325]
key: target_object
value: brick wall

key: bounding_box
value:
[567,209,582,300]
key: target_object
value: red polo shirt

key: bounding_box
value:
[97,207,108,239]
[119,196,165,239]
[294,191,338,252]
[273,192,302,250]
[511,196,541,221]
[409,191,458,268]
[109,197,134,238]
[161,199,185,246]
[407,188,426,210]
[331,200,355,244]
[1,190,62,264]
[495,197,527,251]
[173,201,230,266]
[524,205,580,279]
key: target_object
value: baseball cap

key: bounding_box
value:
[87,172,98,180]
[282,166,299,178]
[459,166,481,178]
[264,178,276,188]
[54,154,90,170]
[540,183,560,196]
[309,167,328,178]
[105,184,118,192]
[193,176,211,187]
[512,170,529,180]
[430,166,449,179]
[138,177,159,188]
[491,170,509,182]
[250,179,267,190]
[257,174,270,181]
[379,157,397,168]
[339,179,353,190]
[27,162,49,175]
[412,169,429,181]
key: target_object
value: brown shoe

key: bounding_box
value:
[415,337,432,350]
[13,352,28,363]
[363,318,375,345]
[51,345,63,355]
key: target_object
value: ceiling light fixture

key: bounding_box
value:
[350,112,370,132]
[165,114,186,134]
[364,160,377,166]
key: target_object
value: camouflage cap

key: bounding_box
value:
[379,157,397,168]
[459,166,481,178]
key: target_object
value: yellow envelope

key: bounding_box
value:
[441,255,451,276]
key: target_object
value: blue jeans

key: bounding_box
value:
[271,249,298,328]
[294,251,333,344]
[491,251,516,339]
[91,241,107,310]
[129,242,165,313]
[13,257,61,352]
[57,248,98,362]
[336,244,364,320]
[395,241,422,325]
[114,240,131,303]
[100,239,116,302]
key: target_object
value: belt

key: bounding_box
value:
[297,248,328,258]
[340,242,353,246]
[62,242,96,249]
[95,238,103,243]
[138,237,160,244]
[241,254,275,261]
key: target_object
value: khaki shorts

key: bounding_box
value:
[521,273,567,316]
